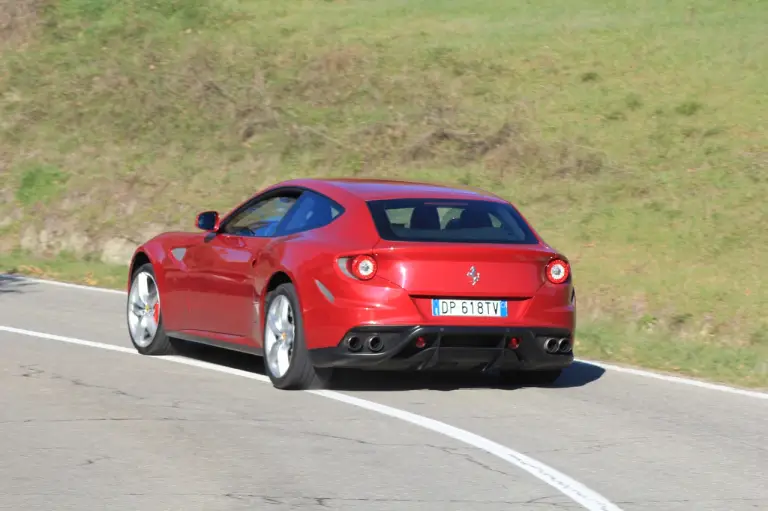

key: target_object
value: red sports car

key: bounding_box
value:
[126,178,575,390]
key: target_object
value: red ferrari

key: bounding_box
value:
[126,178,575,390]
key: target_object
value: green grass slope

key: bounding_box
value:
[1,0,766,387]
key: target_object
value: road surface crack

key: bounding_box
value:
[63,376,145,400]
[429,445,514,477]
[18,364,45,378]
[79,455,111,467]
[222,494,578,506]
[297,431,432,448]
[297,431,514,478]
[14,364,146,400]
[0,417,240,424]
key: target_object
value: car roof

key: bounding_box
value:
[279,178,508,203]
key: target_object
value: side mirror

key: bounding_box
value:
[196,211,219,231]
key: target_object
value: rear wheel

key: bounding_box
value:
[262,283,333,390]
[127,263,177,355]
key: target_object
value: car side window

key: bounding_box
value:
[278,191,343,235]
[223,195,298,237]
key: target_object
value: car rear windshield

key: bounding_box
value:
[366,198,539,244]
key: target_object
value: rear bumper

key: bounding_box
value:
[308,325,573,372]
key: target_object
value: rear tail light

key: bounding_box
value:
[545,258,570,284]
[349,255,377,281]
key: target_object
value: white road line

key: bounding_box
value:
[578,359,768,401]
[0,324,623,511]
[0,327,136,355]
[4,273,768,400]
[0,274,126,295]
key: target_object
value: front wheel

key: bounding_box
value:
[127,263,178,355]
[262,283,333,390]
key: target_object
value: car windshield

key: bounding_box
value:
[366,198,539,244]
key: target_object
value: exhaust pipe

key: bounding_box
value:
[346,336,362,352]
[367,336,384,353]
[557,338,572,353]
[543,337,559,354]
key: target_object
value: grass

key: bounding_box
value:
[1,0,766,388]
[15,163,68,206]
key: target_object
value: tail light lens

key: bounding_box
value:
[545,258,570,284]
[349,255,377,281]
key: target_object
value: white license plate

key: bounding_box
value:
[431,299,508,317]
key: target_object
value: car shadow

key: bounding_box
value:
[0,274,32,294]
[174,341,605,392]
[327,361,605,392]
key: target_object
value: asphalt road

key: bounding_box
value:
[1,276,766,511]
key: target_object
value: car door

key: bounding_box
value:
[184,190,302,338]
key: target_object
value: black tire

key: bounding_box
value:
[127,263,178,356]
[499,368,563,387]
[262,283,333,390]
